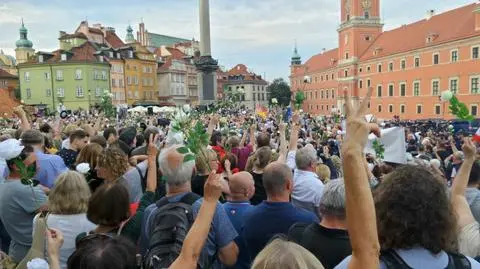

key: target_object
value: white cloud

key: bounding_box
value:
[0,0,475,81]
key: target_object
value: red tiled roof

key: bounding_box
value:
[300,48,339,75]
[38,42,100,63]
[105,31,125,49]
[157,58,172,72]
[0,68,18,79]
[228,64,249,75]
[360,3,479,61]
[59,33,87,40]
[166,47,187,60]
[89,27,103,35]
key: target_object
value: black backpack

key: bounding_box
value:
[143,192,208,269]
[380,249,471,269]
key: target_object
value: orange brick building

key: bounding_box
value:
[290,1,480,120]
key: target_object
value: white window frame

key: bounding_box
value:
[471,104,478,116]
[57,88,65,97]
[56,70,64,81]
[431,79,440,96]
[414,56,420,68]
[26,88,31,99]
[46,88,51,97]
[434,104,441,115]
[61,54,67,61]
[377,63,382,73]
[388,61,394,72]
[377,84,383,97]
[433,52,440,65]
[470,75,480,94]
[400,104,406,114]
[95,87,101,97]
[24,71,30,82]
[44,72,50,80]
[416,104,423,114]
[400,59,406,70]
[377,104,382,113]
[413,81,421,96]
[75,69,82,80]
[101,70,107,80]
[388,83,394,97]
[388,104,394,113]
[472,46,479,60]
[449,77,459,94]
[399,82,406,97]
[76,87,84,98]
[451,49,459,63]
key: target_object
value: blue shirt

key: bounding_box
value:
[334,248,480,269]
[239,201,318,268]
[34,150,67,188]
[223,201,254,234]
[140,192,238,269]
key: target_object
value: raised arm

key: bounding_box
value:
[13,106,31,131]
[451,138,476,229]
[342,88,381,269]
[277,123,288,163]
[146,134,159,192]
[248,124,256,150]
[207,115,219,138]
[169,171,222,269]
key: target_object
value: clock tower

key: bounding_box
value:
[337,0,383,109]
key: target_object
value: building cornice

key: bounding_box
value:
[17,61,110,68]
[338,17,383,32]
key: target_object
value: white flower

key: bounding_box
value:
[0,139,24,161]
[448,125,454,129]
[109,93,114,98]
[237,89,245,95]
[20,99,25,104]
[271,98,278,104]
[182,104,191,113]
[76,163,91,174]
[299,109,304,113]
[27,258,49,269]
[440,90,453,102]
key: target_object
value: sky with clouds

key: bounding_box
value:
[0,0,475,81]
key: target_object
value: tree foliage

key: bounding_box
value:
[267,78,291,106]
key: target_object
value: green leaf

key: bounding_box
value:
[14,159,26,171]
[176,147,190,154]
[183,154,196,163]
[20,178,32,186]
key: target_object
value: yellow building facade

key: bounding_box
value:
[123,44,157,105]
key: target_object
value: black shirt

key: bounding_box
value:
[191,174,208,197]
[288,223,352,269]
[57,148,78,169]
[250,171,266,206]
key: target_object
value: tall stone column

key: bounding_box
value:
[195,0,218,105]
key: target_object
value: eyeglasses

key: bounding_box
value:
[75,233,113,249]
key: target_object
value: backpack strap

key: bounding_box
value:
[135,166,147,192]
[380,250,412,269]
[446,252,471,269]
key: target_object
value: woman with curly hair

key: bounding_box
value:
[75,143,103,192]
[95,146,144,204]
[335,164,480,268]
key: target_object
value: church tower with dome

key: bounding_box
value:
[15,19,35,64]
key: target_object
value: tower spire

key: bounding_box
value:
[21,17,24,27]
[291,40,301,65]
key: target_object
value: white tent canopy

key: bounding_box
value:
[128,106,147,113]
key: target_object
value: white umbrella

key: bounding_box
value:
[128,106,147,113]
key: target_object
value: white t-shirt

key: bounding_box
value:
[34,213,96,269]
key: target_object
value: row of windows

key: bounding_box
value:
[304,89,336,100]
[359,77,480,97]
[252,93,267,101]
[360,46,479,74]
[293,73,335,86]
[0,80,8,87]
[126,76,139,85]
[24,87,106,99]
[306,104,336,112]
[24,70,108,82]
[111,78,124,88]
[373,104,478,116]
[172,73,185,83]
[142,78,154,87]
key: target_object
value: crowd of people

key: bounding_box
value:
[0,89,480,269]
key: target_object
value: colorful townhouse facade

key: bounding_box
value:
[224,64,269,110]
[18,41,110,112]
[290,1,480,120]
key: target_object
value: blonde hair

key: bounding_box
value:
[48,171,91,214]
[316,164,331,183]
[252,238,324,269]
[195,149,218,174]
[75,143,103,168]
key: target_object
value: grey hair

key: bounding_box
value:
[319,178,346,219]
[263,162,292,196]
[158,145,195,187]
[295,146,317,170]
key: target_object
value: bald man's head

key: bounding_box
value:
[263,162,293,197]
[229,172,255,201]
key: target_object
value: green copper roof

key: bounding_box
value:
[16,20,33,49]
[147,32,190,48]
[291,47,300,60]
[125,25,136,43]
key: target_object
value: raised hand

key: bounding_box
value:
[147,133,160,157]
[203,170,223,202]
[46,228,64,259]
[343,87,381,153]
[462,137,476,160]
